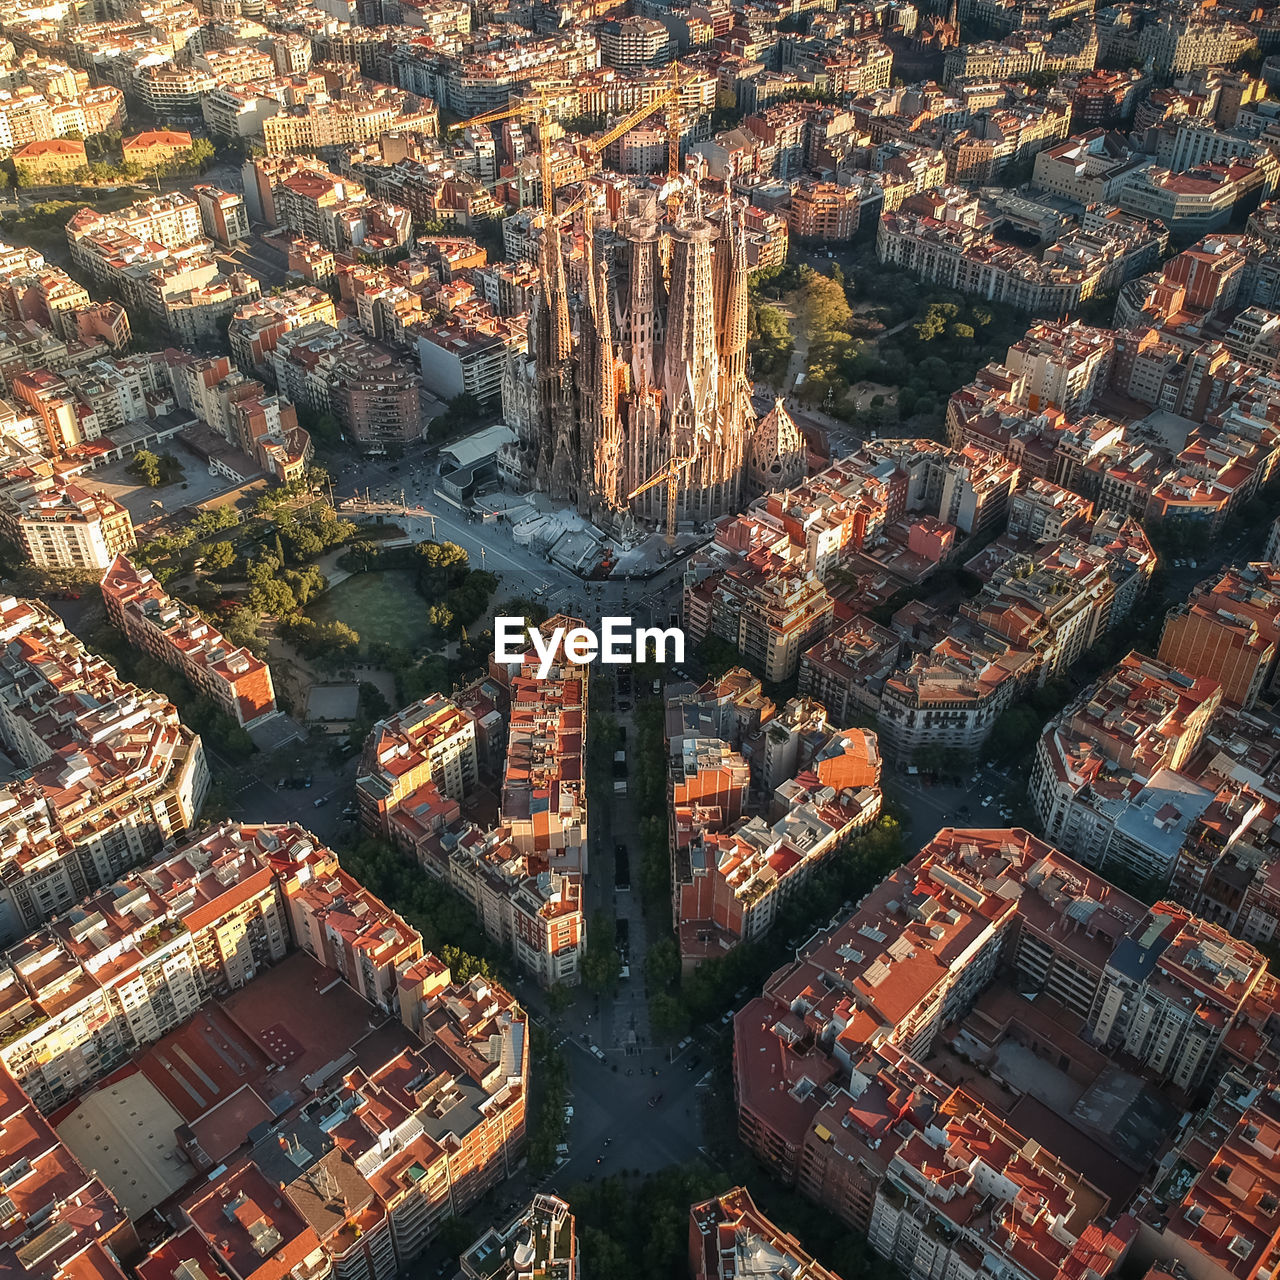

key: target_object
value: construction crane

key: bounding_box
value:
[450,69,695,216]
[627,450,693,542]
[586,69,690,160]
[449,89,562,215]
[665,64,682,186]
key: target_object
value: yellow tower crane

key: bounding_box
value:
[666,64,682,185]
[626,450,692,542]
[449,69,694,218]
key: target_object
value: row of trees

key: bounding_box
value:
[337,836,507,971]
[630,699,672,920]
[646,813,908,1040]
[13,136,216,189]
[84,622,257,761]
[568,1159,897,1280]
[526,1030,571,1174]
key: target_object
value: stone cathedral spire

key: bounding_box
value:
[511,187,756,537]
[591,253,624,517]
[534,216,577,505]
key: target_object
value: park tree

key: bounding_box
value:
[284,564,326,605]
[204,540,237,571]
[130,449,163,487]
[285,525,324,560]
[796,265,852,336]
[248,578,297,617]
[582,912,620,993]
[648,991,688,1040]
[645,935,680,989]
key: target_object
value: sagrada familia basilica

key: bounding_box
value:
[501,178,805,535]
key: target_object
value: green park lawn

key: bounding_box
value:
[306,570,429,655]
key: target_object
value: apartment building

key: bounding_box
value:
[735,824,1271,1265]
[271,322,423,451]
[496,617,589,877]
[132,65,216,118]
[65,195,260,340]
[869,1100,1133,1280]
[599,15,670,69]
[0,815,528,1278]
[192,184,249,248]
[267,164,371,251]
[362,622,588,988]
[877,631,1033,761]
[0,472,134,571]
[0,1059,137,1280]
[1030,651,1223,880]
[1096,6,1257,77]
[1008,477,1095,541]
[787,181,861,242]
[964,537,1129,680]
[865,437,1020,540]
[691,1188,838,1280]
[1116,157,1280,240]
[0,823,292,1109]
[0,595,208,943]
[462,1195,577,1280]
[101,554,279,730]
[1033,132,1151,205]
[227,286,338,375]
[668,681,883,967]
[1085,902,1268,1090]
[1158,563,1280,709]
[1003,321,1115,414]
[69,193,203,256]
[798,614,902,728]
[1137,1070,1280,1280]
[357,695,480,835]
[173,353,312,483]
[878,188,1164,314]
[416,319,520,407]
[260,90,438,153]
[0,72,124,150]
[685,545,836,683]
[750,453,891,576]
[170,909,522,1280]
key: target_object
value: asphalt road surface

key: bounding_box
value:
[338,452,690,613]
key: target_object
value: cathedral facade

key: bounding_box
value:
[501,186,762,533]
